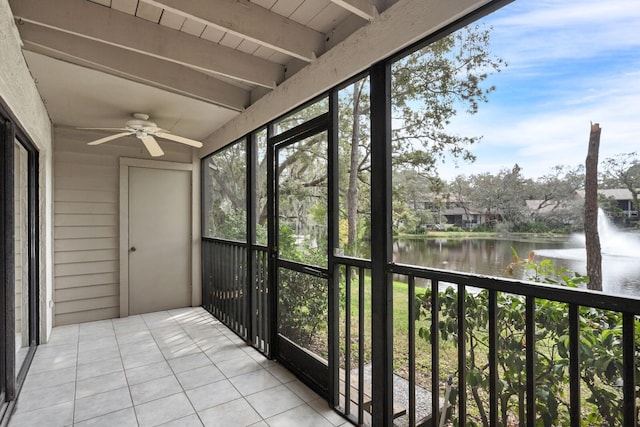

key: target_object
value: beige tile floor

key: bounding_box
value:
[9,307,351,427]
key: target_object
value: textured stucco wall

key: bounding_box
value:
[1,0,54,342]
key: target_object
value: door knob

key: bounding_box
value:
[130,246,136,252]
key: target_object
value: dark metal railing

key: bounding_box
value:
[201,238,247,338]
[390,262,640,427]
[203,236,640,426]
[335,256,372,426]
[251,246,270,354]
[202,238,270,355]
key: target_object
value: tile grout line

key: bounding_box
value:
[185,310,314,425]
[159,311,205,426]
[72,320,126,426]
[166,309,266,425]
[112,316,140,427]
[72,325,80,426]
[24,309,338,426]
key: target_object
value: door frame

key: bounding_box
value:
[119,158,198,317]
[0,105,40,421]
[268,112,338,400]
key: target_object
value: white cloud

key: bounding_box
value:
[434,0,640,181]
[486,0,640,71]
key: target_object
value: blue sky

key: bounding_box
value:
[440,0,640,180]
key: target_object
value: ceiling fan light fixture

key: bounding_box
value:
[83,113,203,157]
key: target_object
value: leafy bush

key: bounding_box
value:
[511,221,550,233]
[417,251,639,426]
[277,224,329,358]
[472,223,495,232]
[278,268,328,358]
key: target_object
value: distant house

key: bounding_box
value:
[576,188,637,223]
[443,205,486,228]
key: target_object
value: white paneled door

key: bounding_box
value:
[128,166,191,315]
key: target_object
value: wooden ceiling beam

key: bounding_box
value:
[329,0,378,21]
[18,23,250,111]
[10,0,284,88]
[202,0,495,155]
[147,0,325,62]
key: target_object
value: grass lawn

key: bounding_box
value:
[338,271,459,390]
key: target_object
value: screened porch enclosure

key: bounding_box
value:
[5,0,639,424]
[199,78,640,427]
[199,3,640,426]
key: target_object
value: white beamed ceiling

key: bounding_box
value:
[9,0,492,151]
[8,0,394,140]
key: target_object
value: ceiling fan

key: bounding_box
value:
[81,113,203,157]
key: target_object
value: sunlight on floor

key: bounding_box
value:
[9,307,351,427]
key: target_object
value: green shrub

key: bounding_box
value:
[417,251,638,426]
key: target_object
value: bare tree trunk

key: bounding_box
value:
[347,81,365,251]
[584,123,602,291]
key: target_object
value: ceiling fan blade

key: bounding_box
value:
[140,135,164,157]
[155,132,203,148]
[87,131,134,145]
[78,127,130,131]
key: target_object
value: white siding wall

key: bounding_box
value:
[53,127,192,325]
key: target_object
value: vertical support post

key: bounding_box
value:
[370,61,393,426]
[266,126,277,359]
[328,90,340,408]
[246,136,256,345]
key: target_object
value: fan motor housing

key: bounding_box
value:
[126,119,158,132]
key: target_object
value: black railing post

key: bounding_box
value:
[526,296,536,426]
[458,284,467,422]
[358,268,365,425]
[408,276,416,427]
[488,290,498,426]
[345,266,352,416]
[370,60,393,426]
[569,304,580,427]
[262,249,269,353]
[623,312,636,427]
[432,279,441,426]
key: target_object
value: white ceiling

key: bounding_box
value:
[25,52,238,140]
[9,0,395,140]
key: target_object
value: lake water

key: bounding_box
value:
[392,233,640,296]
